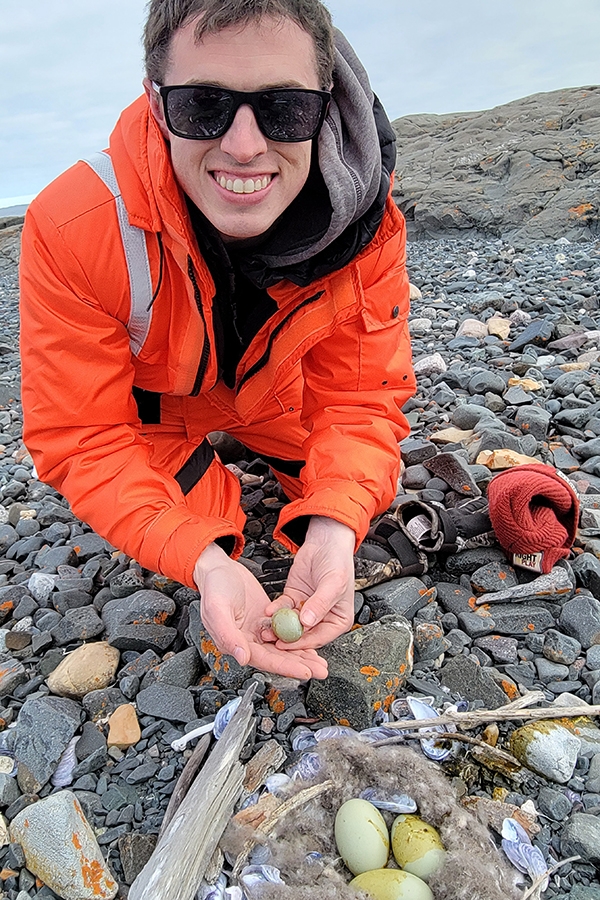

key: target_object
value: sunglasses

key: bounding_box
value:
[153,82,331,143]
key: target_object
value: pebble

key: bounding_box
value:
[46,642,120,699]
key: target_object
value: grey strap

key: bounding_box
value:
[82,151,153,356]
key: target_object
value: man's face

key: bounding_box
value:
[146,16,321,241]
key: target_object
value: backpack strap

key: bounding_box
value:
[82,151,153,356]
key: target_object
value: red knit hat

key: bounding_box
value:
[487,463,580,573]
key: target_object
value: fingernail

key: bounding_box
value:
[233,646,246,665]
[302,611,316,627]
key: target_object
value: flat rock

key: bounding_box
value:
[559,594,600,648]
[10,696,82,793]
[118,832,157,885]
[50,607,105,646]
[135,683,196,723]
[9,790,118,899]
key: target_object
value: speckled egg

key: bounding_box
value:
[271,607,304,642]
[334,798,390,875]
[391,814,446,882]
[350,868,434,900]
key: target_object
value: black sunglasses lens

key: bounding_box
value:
[166,87,232,138]
[259,91,325,141]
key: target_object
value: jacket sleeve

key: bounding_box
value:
[19,202,243,589]
[274,202,416,552]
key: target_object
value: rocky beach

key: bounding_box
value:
[0,87,600,900]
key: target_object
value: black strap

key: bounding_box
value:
[259,454,305,479]
[174,439,215,495]
[133,386,162,425]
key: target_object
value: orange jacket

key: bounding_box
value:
[19,96,416,589]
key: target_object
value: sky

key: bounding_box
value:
[1,0,599,208]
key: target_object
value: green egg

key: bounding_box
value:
[271,607,304,642]
[350,868,434,900]
[334,798,389,875]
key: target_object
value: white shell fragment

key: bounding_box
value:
[51,736,80,788]
[239,864,285,890]
[406,697,452,762]
[171,697,243,750]
[360,787,417,814]
[501,817,549,889]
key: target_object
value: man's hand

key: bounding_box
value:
[193,543,328,680]
[266,516,356,651]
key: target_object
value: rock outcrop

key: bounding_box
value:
[392,85,600,244]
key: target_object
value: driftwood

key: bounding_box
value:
[129,685,256,900]
[379,729,524,778]
[386,690,600,732]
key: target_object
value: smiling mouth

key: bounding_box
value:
[212,172,274,194]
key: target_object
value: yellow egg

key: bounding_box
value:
[391,814,446,883]
[350,868,434,900]
[334,799,390,875]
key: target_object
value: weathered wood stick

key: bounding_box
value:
[129,685,256,900]
[385,703,600,733]
[158,732,211,839]
[376,729,523,770]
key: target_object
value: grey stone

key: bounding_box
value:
[470,561,517,594]
[535,657,569,683]
[398,438,437,467]
[561,812,600,866]
[75,721,107,761]
[108,569,146,598]
[585,753,600,794]
[444,547,508,576]
[543,628,582,665]
[515,406,551,441]
[423,451,481,497]
[440,655,508,708]
[108,624,177,654]
[136,683,197,723]
[307,615,413,731]
[587,645,600,670]
[0,772,21,807]
[450,404,496,430]
[457,610,497,638]
[559,594,600,648]
[68,532,112,561]
[143,647,200,690]
[473,635,518,664]
[364,577,434,621]
[102,590,175,633]
[509,318,554,352]
[50,607,105,646]
[10,696,82,792]
[572,553,600,599]
[34,545,78,569]
[82,688,128,722]
[401,464,431,490]
[0,655,27,698]
[485,603,555,636]
[468,370,506,395]
[536,787,573,821]
[72,747,108,778]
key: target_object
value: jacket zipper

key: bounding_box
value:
[187,256,212,396]
[236,290,325,394]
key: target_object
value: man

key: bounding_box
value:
[19,0,415,681]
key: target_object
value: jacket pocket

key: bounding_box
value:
[359,264,410,333]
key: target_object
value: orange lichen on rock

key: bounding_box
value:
[569,203,594,218]
[500,680,519,701]
[360,666,381,678]
[266,688,285,714]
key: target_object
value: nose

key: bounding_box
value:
[219,104,268,162]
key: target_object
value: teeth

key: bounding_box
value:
[215,174,272,194]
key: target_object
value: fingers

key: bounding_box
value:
[248,642,328,680]
[299,571,351,629]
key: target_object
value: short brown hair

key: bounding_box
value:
[144,0,335,91]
